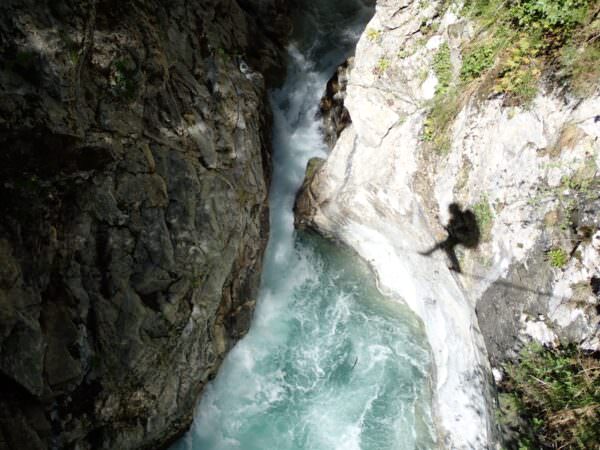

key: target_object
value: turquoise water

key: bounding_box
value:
[171,1,435,449]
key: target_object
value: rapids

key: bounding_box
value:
[171,1,436,449]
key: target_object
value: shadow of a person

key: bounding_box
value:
[420,203,480,273]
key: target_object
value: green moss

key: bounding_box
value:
[373,56,391,76]
[366,28,382,42]
[547,247,568,268]
[473,195,493,240]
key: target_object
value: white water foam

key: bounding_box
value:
[170,2,437,449]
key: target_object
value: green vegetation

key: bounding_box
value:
[559,40,600,96]
[111,59,138,100]
[495,37,542,103]
[462,0,600,101]
[473,195,493,240]
[422,0,599,155]
[558,199,577,232]
[547,247,568,268]
[509,0,589,36]
[397,49,413,59]
[422,89,459,154]
[59,30,81,65]
[553,159,600,231]
[500,343,600,449]
[560,159,598,197]
[432,43,452,95]
[422,43,460,154]
[366,28,382,42]
[372,56,391,76]
[216,47,232,61]
[367,29,389,76]
[460,44,495,82]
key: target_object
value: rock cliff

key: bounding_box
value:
[296,0,599,448]
[0,0,288,448]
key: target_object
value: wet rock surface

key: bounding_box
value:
[319,59,352,149]
[0,1,289,449]
[293,157,326,231]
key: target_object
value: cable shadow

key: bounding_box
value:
[454,270,557,299]
[412,203,562,300]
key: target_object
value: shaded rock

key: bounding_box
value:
[294,157,326,230]
[477,244,555,367]
[319,59,353,148]
[0,0,289,449]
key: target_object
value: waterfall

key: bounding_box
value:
[171,1,436,448]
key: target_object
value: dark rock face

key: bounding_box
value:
[0,1,289,449]
[476,246,555,367]
[477,189,600,369]
[319,59,352,149]
[293,157,325,231]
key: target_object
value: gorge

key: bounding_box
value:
[172,1,436,448]
[1,0,599,449]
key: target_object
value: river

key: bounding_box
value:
[171,1,435,448]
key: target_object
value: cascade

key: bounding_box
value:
[172,2,436,448]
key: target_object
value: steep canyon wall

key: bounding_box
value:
[296,0,599,448]
[0,0,289,448]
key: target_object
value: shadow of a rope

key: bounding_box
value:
[455,270,557,299]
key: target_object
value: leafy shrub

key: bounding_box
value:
[462,0,597,101]
[424,0,597,150]
[508,0,590,39]
[496,37,542,103]
[460,45,495,82]
[501,344,600,449]
[460,44,496,81]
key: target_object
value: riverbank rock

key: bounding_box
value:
[294,157,326,231]
[319,59,353,149]
[0,1,289,449]
[295,0,599,448]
